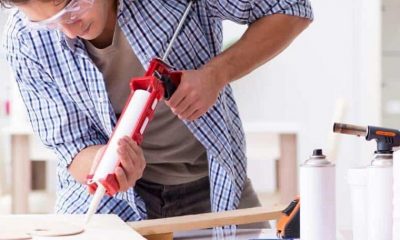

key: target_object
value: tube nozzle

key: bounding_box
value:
[84,184,106,227]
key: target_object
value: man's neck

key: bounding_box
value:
[89,0,118,49]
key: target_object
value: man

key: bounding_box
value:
[2,0,312,223]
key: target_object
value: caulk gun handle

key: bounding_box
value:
[163,76,177,101]
[157,71,182,101]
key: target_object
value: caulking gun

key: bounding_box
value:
[84,0,196,225]
[333,122,400,153]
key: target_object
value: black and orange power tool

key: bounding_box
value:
[277,196,300,239]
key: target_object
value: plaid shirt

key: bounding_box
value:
[3,0,312,221]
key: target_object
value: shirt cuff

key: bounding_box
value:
[250,0,314,23]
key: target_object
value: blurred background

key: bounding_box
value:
[0,0,395,232]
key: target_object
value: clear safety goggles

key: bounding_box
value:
[26,0,95,30]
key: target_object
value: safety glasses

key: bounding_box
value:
[25,0,95,30]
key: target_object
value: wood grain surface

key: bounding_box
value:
[129,206,283,236]
[0,214,145,240]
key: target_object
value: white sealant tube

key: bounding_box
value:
[92,90,151,183]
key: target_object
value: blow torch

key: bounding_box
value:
[333,122,400,154]
[84,0,195,225]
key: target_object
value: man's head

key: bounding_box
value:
[2,0,117,41]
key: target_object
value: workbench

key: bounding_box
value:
[0,214,145,240]
[0,207,283,240]
[0,207,352,240]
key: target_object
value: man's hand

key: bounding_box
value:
[89,136,146,193]
[166,66,227,121]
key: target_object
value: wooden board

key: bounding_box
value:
[0,214,145,240]
[129,206,283,236]
[175,229,285,240]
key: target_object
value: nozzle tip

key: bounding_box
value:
[333,122,342,133]
[331,122,368,137]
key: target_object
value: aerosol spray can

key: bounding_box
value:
[367,153,392,240]
[300,149,336,240]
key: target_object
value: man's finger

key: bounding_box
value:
[167,82,186,108]
[123,137,146,180]
[173,96,193,116]
[118,143,135,174]
[187,109,204,121]
[115,167,128,192]
[124,137,139,159]
[179,103,199,120]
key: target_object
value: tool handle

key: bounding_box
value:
[140,58,182,101]
[154,69,182,100]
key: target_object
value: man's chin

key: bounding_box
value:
[79,24,96,40]
[79,34,97,40]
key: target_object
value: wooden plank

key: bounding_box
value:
[145,233,173,240]
[0,214,145,240]
[175,229,284,239]
[129,206,283,236]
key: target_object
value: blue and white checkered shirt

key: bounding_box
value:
[3,0,312,221]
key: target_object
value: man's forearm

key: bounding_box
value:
[68,145,104,184]
[205,14,312,86]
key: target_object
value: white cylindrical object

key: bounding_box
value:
[347,167,368,240]
[300,149,336,240]
[367,161,392,240]
[393,150,400,240]
[92,90,151,182]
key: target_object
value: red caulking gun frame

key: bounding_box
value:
[85,0,197,224]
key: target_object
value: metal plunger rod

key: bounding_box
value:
[333,122,368,137]
[162,1,194,61]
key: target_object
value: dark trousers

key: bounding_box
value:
[135,176,269,228]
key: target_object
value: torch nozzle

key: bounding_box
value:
[333,122,368,137]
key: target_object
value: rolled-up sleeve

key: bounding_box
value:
[206,0,313,24]
[6,41,107,169]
